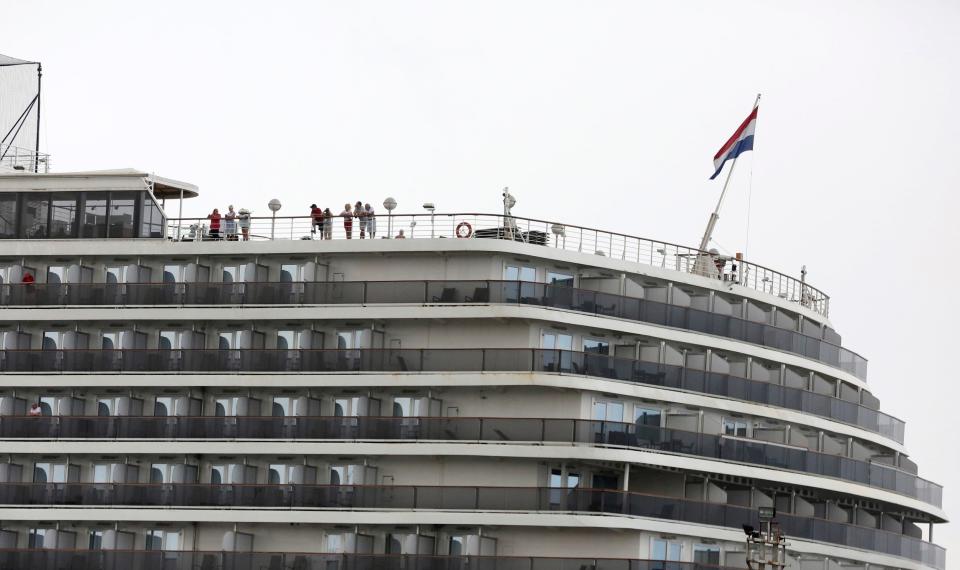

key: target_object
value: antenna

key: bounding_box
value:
[744,506,788,570]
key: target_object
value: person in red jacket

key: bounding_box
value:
[310,204,324,238]
[207,208,222,240]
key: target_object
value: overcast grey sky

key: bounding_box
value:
[3,0,959,558]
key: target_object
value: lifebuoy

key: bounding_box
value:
[456,221,473,238]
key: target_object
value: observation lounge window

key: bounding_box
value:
[0,194,16,238]
[49,193,79,238]
[141,196,164,238]
[19,195,49,238]
[107,192,137,238]
[81,192,108,238]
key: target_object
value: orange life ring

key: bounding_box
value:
[456,221,473,238]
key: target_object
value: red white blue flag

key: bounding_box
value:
[710,106,758,179]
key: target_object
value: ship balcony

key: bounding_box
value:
[0,347,899,442]
[0,279,866,380]
[0,412,939,509]
[160,212,830,317]
[0,551,748,570]
[0,484,944,568]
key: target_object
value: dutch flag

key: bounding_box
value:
[710,105,758,179]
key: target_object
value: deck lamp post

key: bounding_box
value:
[383,197,397,239]
[268,199,282,240]
[550,223,565,248]
[422,202,435,238]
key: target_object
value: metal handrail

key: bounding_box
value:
[0,345,891,440]
[0,391,937,506]
[0,143,50,173]
[165,212,830,317]
[0,551,752,570]
[0,279,864,379]
[0,484,943,566]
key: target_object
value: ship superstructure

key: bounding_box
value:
[0,163,946,570]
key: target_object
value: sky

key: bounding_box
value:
[3,0,960,559]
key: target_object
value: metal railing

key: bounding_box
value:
[0,280,864,379]
[165,212,830,317]
[0,551,742,570]
[0,485,943,566]
[0,346,898,442]
[0,143,50,173]
[0,404,934,507]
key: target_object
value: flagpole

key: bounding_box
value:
[696,93,761,254]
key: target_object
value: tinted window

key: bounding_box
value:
[49,193,79,238]
[81,192,108,238]
[0,194,17,238]
[141,195,165,238]
[19,196,49,238]
[108,192,137,238]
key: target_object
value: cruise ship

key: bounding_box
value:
[0,70,947,570]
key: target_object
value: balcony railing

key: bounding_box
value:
[0,347,898,442]
[0,143,50,173]
[0,485,943,567]
[0,409,936,508]
[166,212,830,317]
[0,551,742,570]
[0,280,864,379]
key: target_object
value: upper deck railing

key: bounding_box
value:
[0,143,50,173]
[166,212,831,317]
